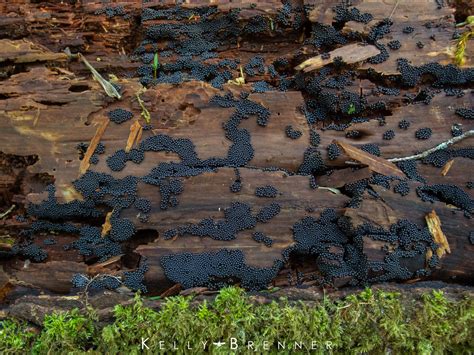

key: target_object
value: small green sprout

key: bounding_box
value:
[347,103,356,115]
[455,15,474,27]
[152,52,159,80]
[268,17,274,31]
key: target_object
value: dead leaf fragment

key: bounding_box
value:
[335,140,405,178]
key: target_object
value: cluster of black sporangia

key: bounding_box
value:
[77,142,106,165]
[327,143,341,160]
[281,209,374,284]
[444,88,465,97]
[252,81,273,93]
[416,184,473,216]
[397,160,427,183]
[387,40,401,50]
[95,5,128,19]
[244,56,265,76]
[43,238,56,245]
[397,58,474,87]
[252,232,273,247]
[360,143,381,157]
[422,148,474,168]
[309,129,321,147]
[71,273,89,288]
[360,218,438,282]
[302,146,328,175]
[255,185,279,198]
[383,129,395,140]
[333,4,373,24]
[373,86,400,96]
[309,175,318,189]
[398,119,410,130]
[285,125,303,139]
[229,168,242,193]
[67,225,123,262]
[415,127,433,140]
[394,180,410,196]
[27,185,102,221]
[160,249,284,290]
[256,202,281,223]
[123,258,149,292]
[108,108,133,124]
[455,108,474,120]
[11,243,48,262]
[164,202,257,241]
[72,273,121,290]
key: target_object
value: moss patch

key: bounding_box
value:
[1,287,473,354]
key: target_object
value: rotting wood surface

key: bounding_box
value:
[0,0,473,299]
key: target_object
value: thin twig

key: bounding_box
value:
[387,130,474,163]
[388,0,400,20]
[0,205,15,219]
[80,273,123,308]
[318,186,342,194]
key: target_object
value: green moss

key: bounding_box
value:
[0,319,36,354]
[1,287,473,354]
[32,309,96,354]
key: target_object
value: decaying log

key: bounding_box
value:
[0,0,472,301]
[3,281,473,326]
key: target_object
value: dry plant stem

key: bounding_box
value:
[0,205,15,219]
[80,273,123,308]
[387,130,474,163]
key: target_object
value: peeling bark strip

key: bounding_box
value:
[295,43,380,72]
[335,140,405,178]
[0,0,472,299]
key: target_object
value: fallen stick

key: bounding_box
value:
[388,130,474,163]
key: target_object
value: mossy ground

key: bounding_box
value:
[1,287,473,354]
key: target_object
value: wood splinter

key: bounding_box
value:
[425,210,451,263]
[295,43,380,72]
